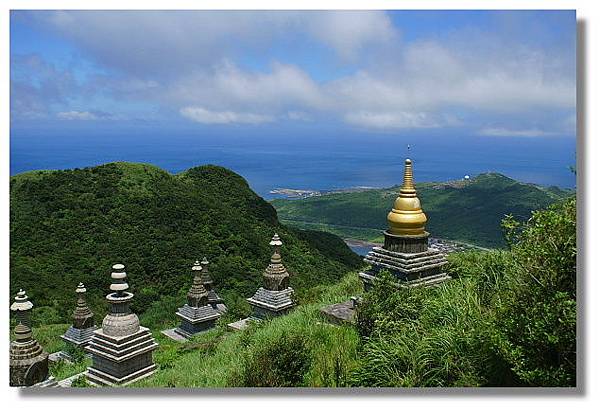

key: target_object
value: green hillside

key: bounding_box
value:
[271,173,572,248]
[30,195,576,387]
[10,162,362,324]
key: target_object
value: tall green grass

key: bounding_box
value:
[132,271,362,388]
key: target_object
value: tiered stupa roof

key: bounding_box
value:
[247,234,295,319]
[262,233,290,291]
[198,257,226,311]
[187,261,210,307]
[61,282,96,347]
[174,260,221,338]
[9,290,53,387]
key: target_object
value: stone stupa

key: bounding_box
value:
[61,282,97,351]
[85,264,158,386]
[9,289,57,387]
[199,257,227,313]
[359,159,450,289]
[247,233,295,319]
[173,260,222,339]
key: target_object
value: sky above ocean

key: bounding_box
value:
[10,10,577,195]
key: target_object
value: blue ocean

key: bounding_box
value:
[10,126,576,199]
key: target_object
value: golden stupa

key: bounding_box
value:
[386,159,427,236]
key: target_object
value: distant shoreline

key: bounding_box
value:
[343,238,382,248]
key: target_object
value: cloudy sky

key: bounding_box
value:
[10,10,576,138]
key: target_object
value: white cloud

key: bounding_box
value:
[16,11,575,134]
[478,127,557,137]
[305,11,397,60]
[180,107,273,125]
[57,111,97,120]
[344,111,439,129]
[287,111,312,121]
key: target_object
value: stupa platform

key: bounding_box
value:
[61,325,97,348]
[86,326,158,386]
[247,287,295,319]
[227,317,254,331]
[360,246,450,288]
[31,376,58,388]
[86,363,157,387]
[174,304,221,338]
[161,328,189,342]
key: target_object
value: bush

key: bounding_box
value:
[352,196,576,387]
[494,197,576,386]
[239,331,310,387]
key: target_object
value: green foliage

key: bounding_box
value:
[494,196,576,386]
[272,173,572,248]
[131,272,362,388]
[10,162,361,325]
[238,330,310,387]
[62,342,87,363]
[352,196,576,387]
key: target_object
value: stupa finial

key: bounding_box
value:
[11,289,33,327]
[110,263,129,296]
[263,233,289,290]
[386,158,427,236]
[187,260,208,308]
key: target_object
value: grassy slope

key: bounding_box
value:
[10,162,361,324]
[272,173,572,248]
[32,271,363,387]
[134,270,362,388]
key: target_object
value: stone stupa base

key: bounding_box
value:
[61,325,96,348]
[85,326,158,387]
[247,287,295,319]
[31,376,58,388]
[173,304,221,339]
[360,246,450,290]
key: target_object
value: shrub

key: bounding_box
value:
[494,197,576,386]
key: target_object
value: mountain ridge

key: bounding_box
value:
[271,172,573,248]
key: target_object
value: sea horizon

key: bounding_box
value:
[10,128,576,200]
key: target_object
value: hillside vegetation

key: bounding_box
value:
[11,163,575,387]
[271,173,572,248]
[30,195,575,387]
[10,162,362,325]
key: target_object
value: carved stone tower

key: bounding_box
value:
[85,264,158,386]
[200,257,227,313]
[359,159,450,289]
[174,260,222,338]
[247,233,295,319]
[9,290,56,387]
[61,282,97,348]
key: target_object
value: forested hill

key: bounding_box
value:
[10,162,361,323]
[271,173,573,248]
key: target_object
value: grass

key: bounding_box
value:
[27,271,363,388]
[133,271,363,388]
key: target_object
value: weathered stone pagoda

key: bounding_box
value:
[247,233,295,319]
[10,289,57,387]
[359,159,450,289]
[85,264,158,386]
[61,282,96,350]
[174,260,222,339]
[199,257,227,313]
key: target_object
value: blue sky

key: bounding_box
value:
[10,10,576,138]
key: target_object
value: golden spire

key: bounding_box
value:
[386,159,427,236]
